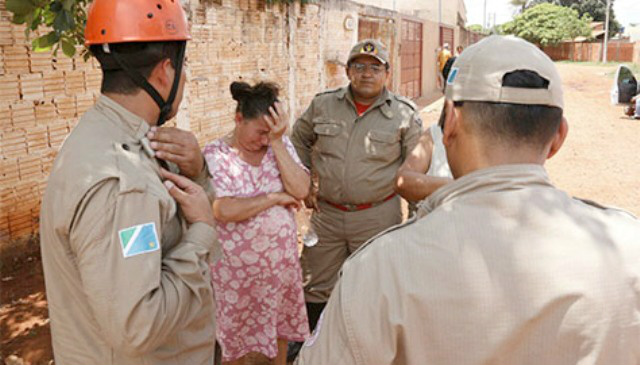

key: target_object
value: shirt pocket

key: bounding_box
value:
[313,118,343,158]
[365,130,401,161]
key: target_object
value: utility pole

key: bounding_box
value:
[439,0,442,44]
[603,0,611,62]
[483,0,487,29]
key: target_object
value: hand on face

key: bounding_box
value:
[263,102,288,142]
[147,126,204,179]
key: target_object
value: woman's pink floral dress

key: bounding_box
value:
[203,136,309,362]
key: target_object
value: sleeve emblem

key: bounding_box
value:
[118,222,161,258]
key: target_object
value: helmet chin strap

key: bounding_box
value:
[108,42,187,127]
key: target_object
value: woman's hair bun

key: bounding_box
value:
[230,80,281,119]
[230,81,251,102]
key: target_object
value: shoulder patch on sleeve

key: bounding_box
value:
[574,197,638,219]
[394,94,417,111]
[118,222,161,258]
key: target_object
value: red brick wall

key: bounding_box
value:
[543,41,636,63]
[0,0,104,242]
[0,0,367,244]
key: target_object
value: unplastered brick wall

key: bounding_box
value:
[0,0,377,244]
[181,0,356,144]
[0,0,103,242]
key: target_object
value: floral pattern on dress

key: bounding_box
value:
[203,136,310,362]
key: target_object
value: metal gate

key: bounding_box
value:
[440,26,454,49]
[400,19,422,99]
[358,16,396,91]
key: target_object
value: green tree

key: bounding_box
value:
[501,3,592,46]
[530,0,621,36]
[7,0,307,59]
[6,0,90,58]
[467,24,490,35]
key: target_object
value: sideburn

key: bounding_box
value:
[438,104,447,131]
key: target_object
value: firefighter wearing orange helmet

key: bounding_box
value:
[39,1,220,364]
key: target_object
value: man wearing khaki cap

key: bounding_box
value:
[290,39,422,342]
[297,35,640,365]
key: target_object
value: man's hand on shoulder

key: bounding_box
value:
[147,127,204,180]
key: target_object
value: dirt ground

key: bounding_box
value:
[1,62,639,365]
[420,62,640,216]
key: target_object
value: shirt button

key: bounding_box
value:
[122,143,130,151]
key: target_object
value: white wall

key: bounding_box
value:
[351,0,466,26]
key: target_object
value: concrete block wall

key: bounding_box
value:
[0,0,365,244]
[0,0,103,242]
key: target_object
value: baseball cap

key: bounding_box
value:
[348,39,389,65]
[445,35,564,109]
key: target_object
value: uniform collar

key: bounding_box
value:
[417,164,553,217]
[95,94,151,141]
[339,86,394,119]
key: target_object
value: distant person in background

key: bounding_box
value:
[204,81,310,365]
[626,95,640,119]
[437,43,452,74]
[437,43,453,91]
[456,45,464,56]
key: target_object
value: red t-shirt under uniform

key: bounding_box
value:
[355,101,371,116]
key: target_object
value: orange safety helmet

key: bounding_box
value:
[85,0,192,46]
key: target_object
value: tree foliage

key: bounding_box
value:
[6,0,309,59]
[467,24,490,35]
[529,0,621,36]
[501,3,593,46]
[6,0,90,58]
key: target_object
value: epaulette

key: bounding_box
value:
[345,215,419,263]
[393,94,417,111]
[315,87,342,97]
[574,197,637,219]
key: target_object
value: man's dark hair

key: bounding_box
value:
[453,70,563,148]
[90,41,184,95]
[230,81,280,120]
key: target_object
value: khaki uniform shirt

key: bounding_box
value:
[40,96,219,365]
[297,165,640,365]
[291,87,422,205]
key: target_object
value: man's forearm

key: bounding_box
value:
[395,170,451,202]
